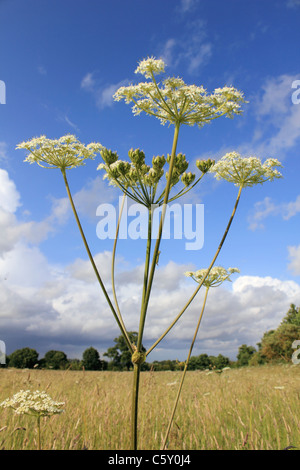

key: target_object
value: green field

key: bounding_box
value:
[0,364,299,450]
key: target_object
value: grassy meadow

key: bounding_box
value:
[0,364,299,450]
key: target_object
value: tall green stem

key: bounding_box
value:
[37,415,41,450]
[61,169,133,353]
[141,207,153,306]
[130,205,152,450]
[162,287,209,450]
[131,363,141,450]
[131,124,180,450]
[137,123,180,351]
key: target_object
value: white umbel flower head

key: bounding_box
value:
[134,56,166,78]
[0,390,65,417]
[17,134,103,171]
[184,266,240,288]
[114,57,246,128]
[209,152,283,187]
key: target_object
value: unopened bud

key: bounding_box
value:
[128,148,145,168]
[100,148,119,165]
[152,155,166,170]
[181,171,195,187]
[196,158,215,174]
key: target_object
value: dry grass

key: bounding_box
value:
[0,364,299,450]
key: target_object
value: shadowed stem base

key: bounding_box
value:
[131,363,141,450]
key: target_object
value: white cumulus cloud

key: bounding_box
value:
[288,245,300,275]
[0,169,21,213]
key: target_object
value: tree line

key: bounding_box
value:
[2,304,299,371]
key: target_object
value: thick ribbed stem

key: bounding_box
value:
[131,363,141,450]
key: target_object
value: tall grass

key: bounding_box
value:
[0,364,299,450]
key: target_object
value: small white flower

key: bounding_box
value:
[0,390,65,417]
[184,266,240,287]
[134,57,166,79]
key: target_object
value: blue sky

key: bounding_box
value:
[1,0,300,362]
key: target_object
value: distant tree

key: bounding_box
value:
[210,354,230,370]
[8,347,39,369]
[281,304,300,327]
[104,332,146,371]
[150,360,177,371]
[68,358,82,370]
[260,323,300,362]
[248,351,265,366]
[236,344,256,366]
[82,347,102,370]
[43,350,68,369]
[188,354,210,370]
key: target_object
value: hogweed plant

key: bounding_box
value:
[0,390,64,450]
[17,57,283,450]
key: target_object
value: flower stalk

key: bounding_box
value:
[162,286,209,450]
[111,193,133,350]
[0,390,64,450]
[161,267,240,449]
[61,168,133,354]
[146,184,243,357]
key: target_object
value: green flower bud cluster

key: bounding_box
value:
[97,147,207,207]
[165,153,190,186]
[128,148,147,169]
[150,155,166,184]
[181,171,196,187]
[196,158,215,174]
[152,155,166,170]
[98,148,150,193]
[100,148,119,165]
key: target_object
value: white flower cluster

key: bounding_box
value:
[134,56,165,78]
[185,266,240,288]
[0,390,65,417]
[114,57,246,127]
[17,134,103,170]
[98,147,200,207]
[209,152,283,187]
